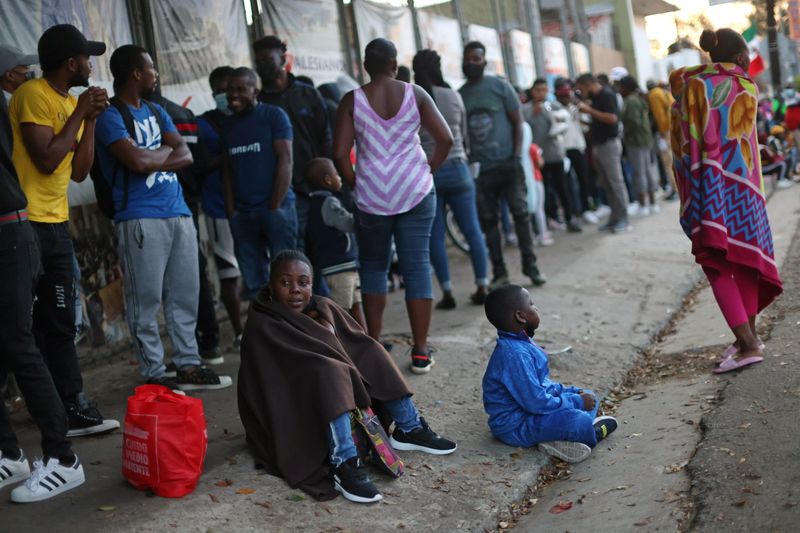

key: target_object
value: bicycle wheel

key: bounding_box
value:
[445,205,470,254]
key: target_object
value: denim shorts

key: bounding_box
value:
[355,192,435,300]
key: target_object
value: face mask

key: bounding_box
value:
[462,62,485,81]
[214,92,231,114]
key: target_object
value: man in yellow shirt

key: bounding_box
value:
[647,80,677,201]
[9,24,118,443]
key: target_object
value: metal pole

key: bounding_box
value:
[451,0,469,47]
[491,0,515,84]
[524,0,546,78]
[336,0,355,79]
[349,0,364,84]
[568,0,589,72]
[767,0,782,88]
[408,0,424,51]
[558,0,576,77]
[575,0,593,71]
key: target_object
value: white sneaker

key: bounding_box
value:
[0,450,30,489]
[627,203,639,216]
[776,179,794,190]
[631,205,650,217]
[594,205,611,218]
[10,456,85,503]
[650,204,661,214]
[540,232,555,246]
[582,211,599,225]
[537,441,592,463]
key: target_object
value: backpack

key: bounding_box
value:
[91,97,165,219]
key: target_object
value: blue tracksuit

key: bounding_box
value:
[482,330,598,447]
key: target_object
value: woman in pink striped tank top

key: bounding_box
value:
[333,38,453,374]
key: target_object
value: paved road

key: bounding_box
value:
[4,190,792,532]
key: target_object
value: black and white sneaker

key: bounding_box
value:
[66,393,120,437]
[200,346,224,366]
[537,441,592,463]
[389,417,457,455]
[163,362,177,378]
[0,449,30,489]
[146,377,186,395]
[332,457,382,504]
[10,456,85,503]
[593,416,618,442]
[176,366,233,391]
[410,348,435,375]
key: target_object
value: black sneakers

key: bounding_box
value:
[175,366,233,391]
[200,346,224,366]
[523,265,547,286]
[332,457,382,504]
[389,418,457,455]
[435,292,456,310]
[410,348,435,375]
[65,393,120,437]
[146,377,186,395]
[594,415,618,442]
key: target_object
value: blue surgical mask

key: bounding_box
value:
[214,92,231,114]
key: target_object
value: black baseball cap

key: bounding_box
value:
[38,24,106,66]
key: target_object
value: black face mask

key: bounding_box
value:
[257,63,281,83]
[462,62,485,81]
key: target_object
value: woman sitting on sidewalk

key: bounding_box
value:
[237,251,456,504]
[671,28,783,373]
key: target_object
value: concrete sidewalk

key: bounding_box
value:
[1,187,797,532]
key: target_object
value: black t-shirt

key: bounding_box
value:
[0,96,27,214]
[589,86,619,144]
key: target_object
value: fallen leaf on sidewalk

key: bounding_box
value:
[738,423,752,429]
[732,500,747,507]
[236,488,256,495]
[208,493,219,503]
[254,500,272,508]
[286,494,305,502]
[97,506,115,512]
[549,501,573,514]
[607,485,630,492]
[634,520,650,526]
[663,461,687,474]
[214,479,233,487]
[577,477,592,482]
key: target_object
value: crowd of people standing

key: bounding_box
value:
[2,20,780,506]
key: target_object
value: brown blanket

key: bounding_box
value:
[237,292,412,500]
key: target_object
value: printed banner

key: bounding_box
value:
[790,0,800,41]
[264,0,346,85]
[417,11,464,88]
[543,36,568,77]
[353,0,417,74]
[510,29,535,89]
[571,42,590,75]
[149,0,251,114]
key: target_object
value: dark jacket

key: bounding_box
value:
[306,190,358,276]
[0,95,27,213]
[259,75,331,195]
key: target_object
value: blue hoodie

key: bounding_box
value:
[482,330,584,439]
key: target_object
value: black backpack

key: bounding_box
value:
[91,97,165,219]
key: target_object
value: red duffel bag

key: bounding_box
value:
[122,385,207,498]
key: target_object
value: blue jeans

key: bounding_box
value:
[355,192,435,300]
[327,396,421,466]
[430,160,488,291]
[497,390,600,449]
[229,204,297,300]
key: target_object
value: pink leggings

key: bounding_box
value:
[702,260,759,329]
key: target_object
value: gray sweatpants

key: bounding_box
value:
[116,217,201,379]
[592,138,629,225]
[628,146,658,198]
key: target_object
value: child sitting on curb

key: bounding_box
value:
[481,284,617,462]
